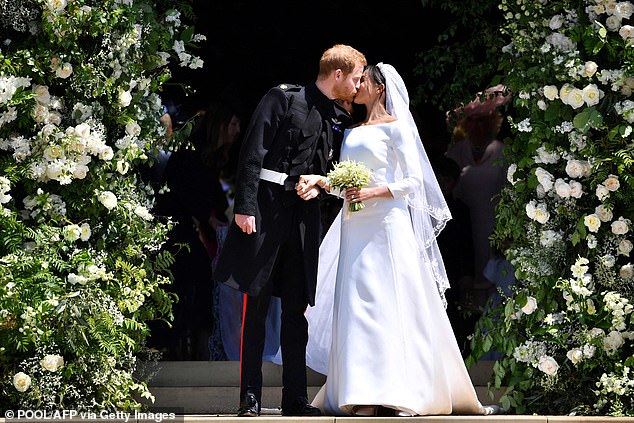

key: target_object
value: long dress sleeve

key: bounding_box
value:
[386,121,424,199]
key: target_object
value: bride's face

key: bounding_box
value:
[353,70,378,105]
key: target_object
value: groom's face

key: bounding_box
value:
[332,63,364,102]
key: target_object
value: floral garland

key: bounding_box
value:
[0,0,203,411]
[470,0,634,415]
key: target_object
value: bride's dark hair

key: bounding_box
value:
[364,65,386,87]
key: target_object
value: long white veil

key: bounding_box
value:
[378,62,452,301]
[305,63,453,376]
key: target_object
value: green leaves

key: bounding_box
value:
[573,107,604,134]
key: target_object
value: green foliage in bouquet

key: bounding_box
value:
[327,160,372,212]
[467,0,634,416]
[0,0,204,411]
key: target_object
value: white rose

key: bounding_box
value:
[567,88,585,109]
[612,217,631,235]
[566,348,583,364]
[47,111,62,126]
[40,354,64,372]
[32,104,49,123]
[73,164,88,179]
[547,15,564,30]
[63,224,81,242]
[521,296,538,314]
[595,204,614,222]
[582,84,601,106]
[543,85,559,100]
[569,181,583,198]
[606,15,622,32]
[74,123,91,140]
[119,90,132,107]
[603,330,624,354]
[537,355,559,376]
[621,264,634,279]
[616,2,634,19]
[537,100,547,110]
[618,239,633,256]
[565,160,585,178]
[533,203,550,224]
[125,122,141,137]
[80,223,91,241]
[99,146,114,161]
[98,191,117,210]
[554,178,571,198]
[559,84,575,104]
[13,372,31,392]
[596,184,610,201]
[603,174,620,191]
[584,214,601,233]
[583,61,598,78]
[32,84,51,105]
[620,24,634,40]
[47,0,67,13]
[55,62,73,79]
[535,167,554,191]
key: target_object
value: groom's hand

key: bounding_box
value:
[234,213,256,234]
[296,175,322,201]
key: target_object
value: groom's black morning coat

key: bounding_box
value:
[213,82,351,306]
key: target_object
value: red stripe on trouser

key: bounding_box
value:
[239,293,247,390]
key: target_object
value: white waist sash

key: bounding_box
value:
[259,168,288,185]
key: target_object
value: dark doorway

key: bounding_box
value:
[169,0,447,148]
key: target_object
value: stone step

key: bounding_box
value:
[142,385,504,415]
[138,360,495,387]
[137,360,500,414]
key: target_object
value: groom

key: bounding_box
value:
[212,44,365,417]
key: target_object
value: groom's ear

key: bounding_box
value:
[334,69,343,80]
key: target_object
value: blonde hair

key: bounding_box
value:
[318,44,366,79]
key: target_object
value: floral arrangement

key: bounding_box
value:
[327,159,372,212]
[468,0,634,416]
[0,0,203,411]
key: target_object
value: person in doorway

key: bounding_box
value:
[212,44,366,417]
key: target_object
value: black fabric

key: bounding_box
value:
[213,82,350,305]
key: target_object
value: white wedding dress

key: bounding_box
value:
[306,120,486,416]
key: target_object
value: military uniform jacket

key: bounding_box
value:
[213,82,351,305]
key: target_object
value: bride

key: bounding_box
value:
[297,63,499,416]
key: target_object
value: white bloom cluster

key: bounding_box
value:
[0,75,31,105]
[534,146,560,164]
[566,343,596,365]
[22,189,67,221]
[540,229,563,247]
[603,291,634,332]
[0,175,11,206]
[586,0,634,33]
[67,263,109,286]
[594,366,634,412]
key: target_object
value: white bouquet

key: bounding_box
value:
[327,160,372,212]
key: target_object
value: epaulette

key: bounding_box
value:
[278,83,302,92]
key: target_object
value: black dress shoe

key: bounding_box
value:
[237,392,260,417]
[282,397,322,416]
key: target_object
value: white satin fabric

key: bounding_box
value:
[306,121,485,416]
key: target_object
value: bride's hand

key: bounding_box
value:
[346,186,393,203]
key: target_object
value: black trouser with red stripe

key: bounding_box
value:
[239,224,309,410]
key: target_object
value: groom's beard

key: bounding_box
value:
[332,85,356,103]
